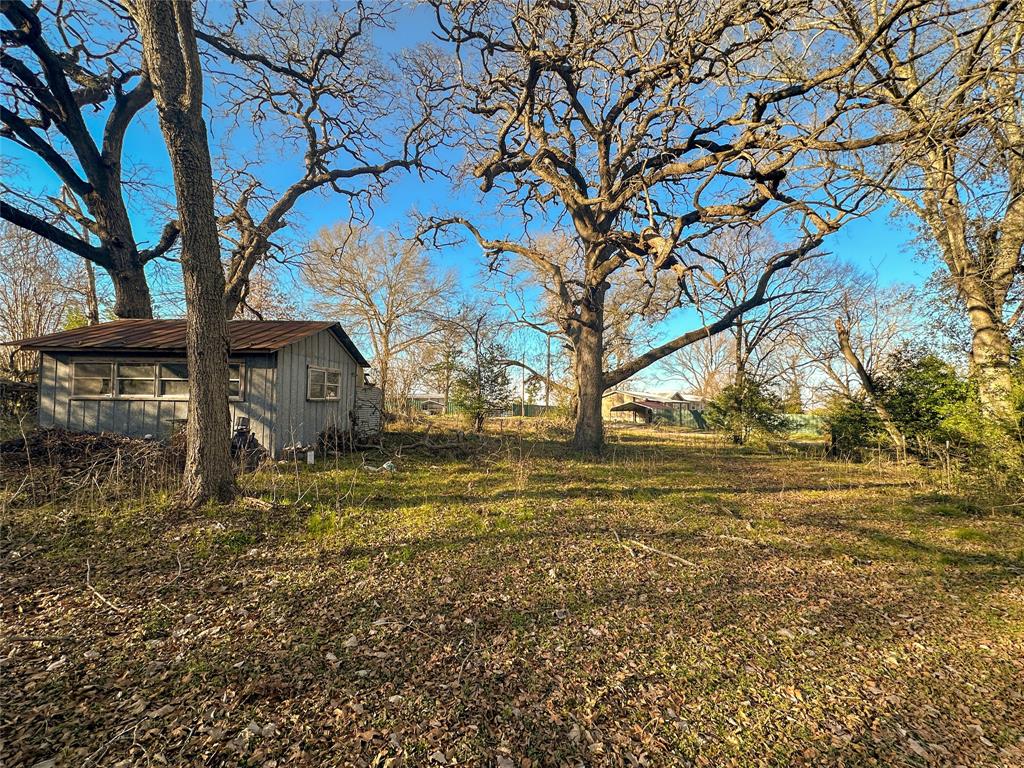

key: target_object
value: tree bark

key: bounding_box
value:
[131,0,235,505]
[108,263,154,319]
[835,318,906,453]
[83,259,100,325]
[571,286,606,452]
[732,318,746,444]
[966,287,1015,423]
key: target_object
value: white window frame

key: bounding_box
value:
[307,366,342,401]
[71,359,245,401]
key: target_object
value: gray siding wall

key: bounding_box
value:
[37,352,277,451]
[273,329,359,454]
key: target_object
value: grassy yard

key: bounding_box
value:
[2,425,1022,767]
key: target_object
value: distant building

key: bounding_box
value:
[406,393,448,415]
[14,319,382,456]
[603,387,706,428]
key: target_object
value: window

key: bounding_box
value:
[116,363,156,396]
[308,367,341,400]
[72,360,244,400]
[228,364,242,399]
[159,362,189,397]
[73,362,113,396]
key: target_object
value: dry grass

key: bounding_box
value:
[1,425,1022,767]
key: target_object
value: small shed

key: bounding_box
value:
[14,319,379,457]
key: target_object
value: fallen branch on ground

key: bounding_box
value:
[620,536,697,567]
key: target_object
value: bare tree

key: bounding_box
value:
[193,0,451,318]
[835,316,906,450]
[1,0,175,317]
[233,262,300,321]
[304,225,456,412]
[2,0,448,320]
[0,222,90,376]
[798,270,919,403]
[423,305,468,406]
[660,335,734,401]
[128,0,234,505]
[425,0,912,450]
[824,0,1023,421]
[676,227,843,391]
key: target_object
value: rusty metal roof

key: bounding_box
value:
[13,319,369,365]
[609,399,674,413]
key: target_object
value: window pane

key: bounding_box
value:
[160,379,189,397]
[118,363,155,379]
[309,368,325,386]
[326,371,341,386]
[161,362,188,379]
[118,378,154,396]
[325,384,339,399]
[76,363,111,378]
[309,382,325,400]
[74,377,110,396]
[228,380,241,399]
[229,364,241,381]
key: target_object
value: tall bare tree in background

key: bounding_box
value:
[825,0,1023,422]
[660,335,733,400]
[426,0,916,451]
[1,0,174,317]
[305,225,456,412]
[0,223,91,376]
[2,0,448,320]
[797,269,918,446]
[128,0,234,505]
[798,272,919,403]
[193,0,450,318]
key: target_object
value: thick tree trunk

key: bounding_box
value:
[967,300,1015,423]
[108,262,153,319]
[571,287,606,452]
[132,0,235,505]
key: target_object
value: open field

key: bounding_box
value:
[2,425,1022,767]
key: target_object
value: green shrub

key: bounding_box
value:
[876,347,970,446]
[705,379,788,444]
[823,346,1023,489]
[821,395,884,456]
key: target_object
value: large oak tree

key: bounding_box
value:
[2,0,447,319]
[427,0,920,450]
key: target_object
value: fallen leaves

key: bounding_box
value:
[2,431,1022,766]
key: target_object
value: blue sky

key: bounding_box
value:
[4,3,929,386]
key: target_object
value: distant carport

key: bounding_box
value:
[610,399,663,424]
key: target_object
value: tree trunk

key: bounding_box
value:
[571,287,606,452]
[835,318,906,453]
[81,260,100,324]
[967,300,1015,423]
[109,262,153,319]
[732,320,745,445]
[132,0,235,505]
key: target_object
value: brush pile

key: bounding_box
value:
[0,428,184,502]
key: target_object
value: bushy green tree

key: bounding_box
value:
[876,348,970,446]
[451,341,514,433]
[705,379,788,445]
[822,396,884,456]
